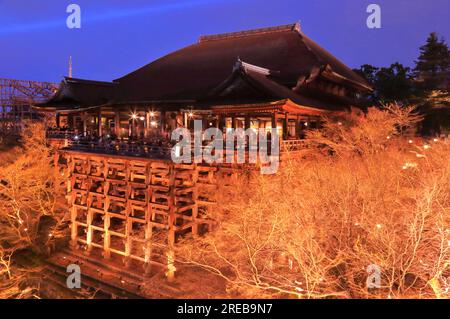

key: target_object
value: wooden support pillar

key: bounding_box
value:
[283,113,288,140]
[271,112,278,129]
[97,111,102,137]
[244,115,251,152]
[144,164,154,276]
[67,156,78,249]
[124,202,132,267]
[56,113,61,128]
[183,112,188,128]
[103,176,111,259]
[70,207,78,248]
[231,115,236,129]
[144,207,153,276]
[86,209,93,254]
[244,115,251,130]
[218,114,225,132]
[145,111,150,138]
[69,170,78,249]
[160,110,166,135]
[82,113,88,137]
[129,107,135,137]
[167,164,176,282]
[296,115,302,138]
[216,115,221,129]
[114,111,120,137]
[271,113,279,153]
[85,160,93,255]
[192,167,199,236]
[103,211,111,259]
[128,120,132,138]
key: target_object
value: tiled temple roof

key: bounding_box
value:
[35,23,371,112]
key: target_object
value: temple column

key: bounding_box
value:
[244,115,251,130]
[160,111,166,136]
[130,108,136,137]
[82,113,87,137]
[114,111,120,136]
[283,112,289,140]
[97,111,102,137]
[183,112,188,128]
[296,115,302,139]
[216,114,221,129]
[145,111,150,138]
[268,113,279,155]
[244,115,251,152]
[271,112,278,130]
[218,114,226,132]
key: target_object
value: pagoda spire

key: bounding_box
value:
[68,56,73,78]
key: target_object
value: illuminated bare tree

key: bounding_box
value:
[0,78,57,136]
[0,122,67,298]
[305,104,423,156]
[179,106,450,299]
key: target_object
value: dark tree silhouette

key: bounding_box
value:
[414,32,450,91]
[354,63,413,103]
[355,32,449,106]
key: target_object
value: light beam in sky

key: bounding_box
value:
[0,0,230,37]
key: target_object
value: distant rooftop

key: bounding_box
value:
[198,23,301,43]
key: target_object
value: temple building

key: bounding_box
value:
[36,24,372,292]
[36,23,371,144]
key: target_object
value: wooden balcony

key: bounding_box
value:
[48,128,310,163]
[63,139,172,160]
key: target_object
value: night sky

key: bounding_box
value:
[0,0,449,83]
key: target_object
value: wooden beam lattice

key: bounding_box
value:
[63,152,236,280]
